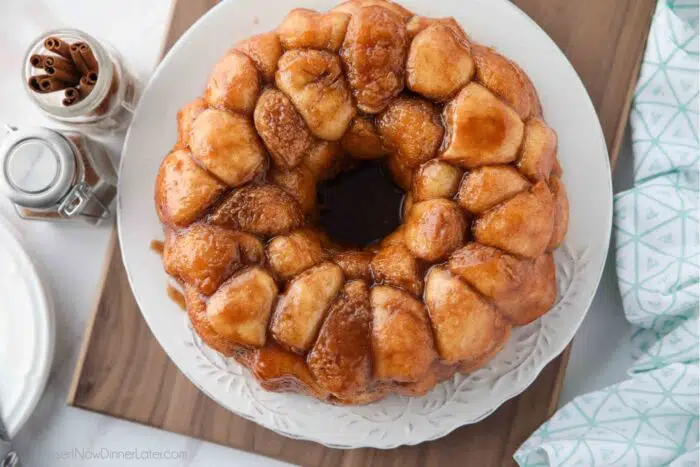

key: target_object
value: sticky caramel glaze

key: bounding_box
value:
[152,241,188,312]
[154,0,571,405]
[247,344,331,398]
[151,239,188,311]
[307,280,373,398]
[150,239,164,255]
[340,5,408,114]
[167,284,186,311]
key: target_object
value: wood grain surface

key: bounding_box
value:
[68,0,655,465]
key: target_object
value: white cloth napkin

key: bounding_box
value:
[515,1,699,465]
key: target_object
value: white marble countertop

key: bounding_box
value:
[1,1,639,465]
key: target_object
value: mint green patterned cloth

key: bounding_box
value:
[515,1,699,465]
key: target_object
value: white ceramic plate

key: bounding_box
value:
[0,215,54,437]
[118,0,612,448]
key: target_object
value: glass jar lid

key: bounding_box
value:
[0,126,76,208]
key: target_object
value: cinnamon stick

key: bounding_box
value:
[79,74,96,95]
[44,55,77,74]
[79,43,98,71]
[69,42,89,75]
[63,87,81,106]
[28,75,69,93]
[64,87,80,100]
[40,76,69,93]
[78,83,91,99]
[29,54,48,69]
[43,36,72,60]
[45,65,80,86]
[28,75,45,92]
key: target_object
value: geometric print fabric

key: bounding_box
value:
[516,1,699,465]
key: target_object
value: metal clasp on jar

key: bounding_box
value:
[58,181,110,223]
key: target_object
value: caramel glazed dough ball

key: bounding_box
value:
[154,0,570,405]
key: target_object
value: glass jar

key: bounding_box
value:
[22,28,139,132]
[0,125,116,225]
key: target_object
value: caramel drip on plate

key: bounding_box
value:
[167,284,186,311]
[150,239,164,255]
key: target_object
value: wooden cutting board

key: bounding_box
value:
[68,0,655,465]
